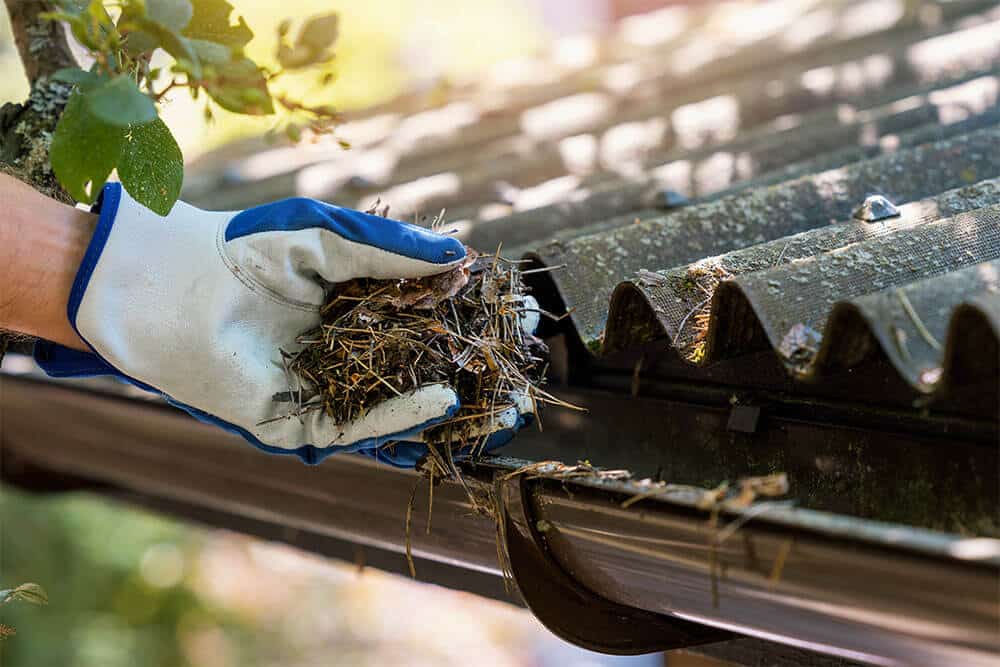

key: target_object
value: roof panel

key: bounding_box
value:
[461,72,1000,259]
[533,125,1000,349]
[820,258,1000,386]
[605,178,1000,357]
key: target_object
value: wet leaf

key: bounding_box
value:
[51,93,125,203]
[119,118,184,215]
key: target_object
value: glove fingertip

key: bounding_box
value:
[517,295,541,336]
[385,233,466,278]
[409,382,461,417]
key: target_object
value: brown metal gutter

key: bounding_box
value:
[0,374,502,576]
[513,479,999,666]
[2,373,998,665]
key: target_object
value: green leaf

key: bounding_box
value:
[119,1,200,77]
[0,583,49,606]
[184,0,253,50]
[145,0,193,32]
[51,93,125,203]
[55,0,88,11]
[122,28,158,54]
[51,67,106,91]
[278,13,339,69]
[119,119,183,215]
[50,0,115,51]
[128,18,202,77]
[297,13,339,54]
[186,38,230,65]
[47,0,90,17]
[82,76,157,126]
[203,57,273,114]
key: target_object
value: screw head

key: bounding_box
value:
[853,194,900,222]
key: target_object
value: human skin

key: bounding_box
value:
[0,173,92,351]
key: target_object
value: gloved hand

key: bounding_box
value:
[34,182,521,465]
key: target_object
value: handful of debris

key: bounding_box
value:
[289,248,568,455]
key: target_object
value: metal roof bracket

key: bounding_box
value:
[499,475,731,655]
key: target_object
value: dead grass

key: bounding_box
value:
[285,247,578,460]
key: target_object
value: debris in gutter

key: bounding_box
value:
[530,466,790,608]
[287,247,582,456]
[725,473,790,510]
[618,472,790,512]
[769,538,795,588]
[499,459,632,482]
[698,473,791,607]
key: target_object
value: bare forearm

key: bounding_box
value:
[0,174,94,350]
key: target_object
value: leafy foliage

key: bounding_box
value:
[0,489,273,666]
[42,0,342,214]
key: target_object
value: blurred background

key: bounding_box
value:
[0,1,713,665]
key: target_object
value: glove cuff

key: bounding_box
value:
[33,183,124,381]
[67,183,124,332]
[33,341,118,377]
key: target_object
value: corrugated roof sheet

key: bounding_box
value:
[185,0,1000,418]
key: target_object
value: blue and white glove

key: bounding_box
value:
[34,183,532,465]
[356,385,537,468]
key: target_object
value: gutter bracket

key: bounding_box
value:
[500,475,731,655]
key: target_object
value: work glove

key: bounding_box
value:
[34,183,533,465]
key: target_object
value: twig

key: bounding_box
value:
[769,538,794,587]
[520,264,567,275]
[673,296,712,347]
[896,289,941,351]
[405,476,420,578]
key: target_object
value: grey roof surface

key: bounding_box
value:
[185,0,1000,418]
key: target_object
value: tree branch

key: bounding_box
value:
[1,1,79,362]
[5,0,76,84]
